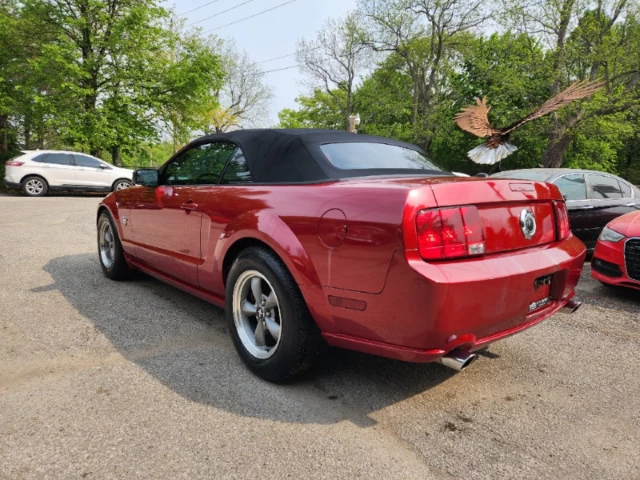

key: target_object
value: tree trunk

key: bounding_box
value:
[541,127,573,168]
[111,145,121,166]
[541,109,585,168]
[37,124,45,149]
[24,123,31,150]
[0,115,7,152]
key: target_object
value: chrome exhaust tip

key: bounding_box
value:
[438,349,477,372]
[560,299,582,314]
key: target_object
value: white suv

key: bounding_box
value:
[4,150,134,196]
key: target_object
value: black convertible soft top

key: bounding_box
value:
[179,129,448,183]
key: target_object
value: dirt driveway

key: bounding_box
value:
[1,196,638,479]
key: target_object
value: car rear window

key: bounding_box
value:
[319,142,443,171]
[620,181,633,198]
[588,174,623,199]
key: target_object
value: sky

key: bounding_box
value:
[167,0,359,125]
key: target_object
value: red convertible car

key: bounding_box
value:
[97,129,585,381]
[591,211,640,290]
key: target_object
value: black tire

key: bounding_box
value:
[225,247,323,382]
[112,179,132,192]
[21,175,49,197]
[97,212,132,280]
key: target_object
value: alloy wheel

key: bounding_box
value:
[25,178,44,195]
[232,270,282,359]
[99,221,116,268]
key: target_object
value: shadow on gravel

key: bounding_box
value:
[2,189,108,198]
[36,253,468,427]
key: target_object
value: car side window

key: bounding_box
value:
[31,154,52,163]
[48,154,74,165]
[221,148,253,184]
[162,141,237,186]
[553,174,586,201]
[74,155,104,168]
[33,153,73,165]
[588,174,623,199]
[619,181,633,198]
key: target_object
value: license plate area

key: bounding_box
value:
[528,274,552,313]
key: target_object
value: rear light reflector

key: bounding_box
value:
[416,206,486,260]
[5,160,24,166]
[554,201,570,240]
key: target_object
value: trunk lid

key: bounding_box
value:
[428,178,560,254]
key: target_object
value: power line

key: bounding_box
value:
[188,0,258,27]
[259,64,301,74]
[203,0,299,32]
[256,52,296,64]
[255,46,321,64]
[178,0,223,16]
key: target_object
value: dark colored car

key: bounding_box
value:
[96,129,585,382]
[492,169,640,250]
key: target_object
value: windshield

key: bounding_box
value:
[319,142,443,172]
[492,171,552,182]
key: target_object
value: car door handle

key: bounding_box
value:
[577,205,594,210]
[625,202,636,207]
[180,201,198,213]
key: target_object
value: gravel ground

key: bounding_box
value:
[0,195,638,480]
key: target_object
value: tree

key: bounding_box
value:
[199,41,274,134]
[501,0,640,167]
[296,12,370,130]
[278,89,346,129]
[19,1,224,162]
[352,53,415,142]
[359,0,492,149]
[154,23,225,154]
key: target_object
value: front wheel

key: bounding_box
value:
[97,212,132,280]
[112,179,132,191]
[226,247,322,382]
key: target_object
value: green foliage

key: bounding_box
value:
[278,90,346,129]
[281,21,639,180]
[0,1,224,165]
[354,54,415,142]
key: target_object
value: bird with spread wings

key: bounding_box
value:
[454,80,604,165]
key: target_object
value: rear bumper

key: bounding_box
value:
[319,235,586,362]
[3,178,20,189]
[591,240,640,290]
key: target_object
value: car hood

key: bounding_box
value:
[112,167,134,177]
[607,211,640,237]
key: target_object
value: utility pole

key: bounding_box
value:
[347,113,360,133]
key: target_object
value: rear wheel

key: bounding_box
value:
[112,179,132,191]
[97,212,132,280]
[226,247,322,382]
[21,176,48,197]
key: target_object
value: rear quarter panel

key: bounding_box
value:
[198,182,411,297]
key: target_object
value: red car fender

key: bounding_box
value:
[211,210,335,332]
[214,209,322,287]
[97,195,122,237]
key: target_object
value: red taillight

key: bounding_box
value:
[554,200,570,240]
[416,206,486,260]
[5,160,24,166]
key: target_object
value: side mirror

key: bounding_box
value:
[133,168,159,187]
[475,172,489,178]
[99,164,109,169]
